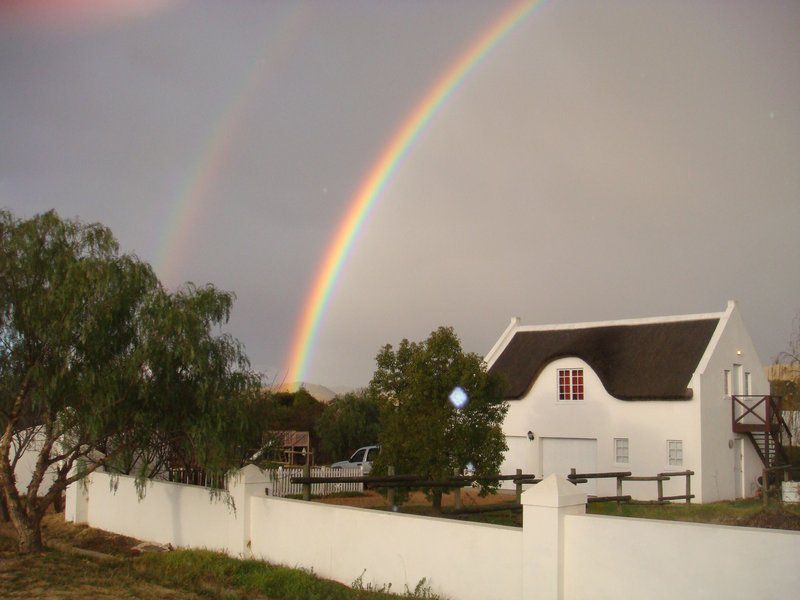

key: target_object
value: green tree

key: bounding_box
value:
[369,326,508,510]
[317,390,382,462]
[0,210,260,552]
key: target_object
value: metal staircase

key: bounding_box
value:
[732,395,792,468]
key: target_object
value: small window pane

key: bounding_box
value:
[667,440,683,466]
[615,438,629,464]
[558,368,584,400]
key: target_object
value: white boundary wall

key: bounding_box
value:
[66,467,800,600]
[250,496,521,600]
[75,471,243,553]
[564,514,800,599]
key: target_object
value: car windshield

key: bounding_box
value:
[349,449,366,463]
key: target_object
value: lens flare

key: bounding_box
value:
[0,0,176,30]
[449,386,468,409]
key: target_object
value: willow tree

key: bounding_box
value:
[369,326,508,510]
[0,210,260,552]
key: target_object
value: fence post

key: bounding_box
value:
[685,471,691,504]
[522,474,586,600]
[387,466,396,510]
[453,469,462,511]
[516,468,523,504]
[302,460,311,501]
[616,476,623,507]
[657,477,664,502]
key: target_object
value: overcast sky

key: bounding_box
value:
[1,0,798,389]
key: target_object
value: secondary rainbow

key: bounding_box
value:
[284,0,544,384]
[156,5,311,283]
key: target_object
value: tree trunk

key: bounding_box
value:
[0,494,9,522]
[431,490,443,512]
[1,480,46,553]
[15,514,45,553]
[52,491,64,513]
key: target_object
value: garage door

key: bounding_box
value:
[541,437,597,496]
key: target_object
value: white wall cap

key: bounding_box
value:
[521,474,587,508]
[230,464,266,486]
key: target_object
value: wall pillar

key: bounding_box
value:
[225,464,267,557]
[521,474,586,600]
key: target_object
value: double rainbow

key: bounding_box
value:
[283,0,544,384]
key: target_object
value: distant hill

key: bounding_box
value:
[268,382,338,403]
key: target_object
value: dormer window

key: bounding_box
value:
[558,368,584,401]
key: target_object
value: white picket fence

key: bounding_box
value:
[265,465,363,497]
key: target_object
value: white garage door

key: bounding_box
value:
[541,437,597,496]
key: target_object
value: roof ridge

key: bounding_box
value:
[514,311,723,333]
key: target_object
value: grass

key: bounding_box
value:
[587,498,800,529]
[0,513,443,599]
[373,497,800,531]
[136,550,441,599]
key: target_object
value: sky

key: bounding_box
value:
[1,0,798,389]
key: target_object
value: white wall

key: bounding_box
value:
[65,470,800,600]
[84,471,240,553]
[564,513,800,599]
[698,302,768,501]
[11,428,59,495]
[249,497,522,600]
[500,356,699,500]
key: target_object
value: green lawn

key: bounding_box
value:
[587,498,800,529]
[380,497,800,531]
[0,514,442,600]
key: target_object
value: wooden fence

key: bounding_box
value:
[266,465,364,498]
[567,468,695,504]
[291,467,695,508]
[167,467,227,490]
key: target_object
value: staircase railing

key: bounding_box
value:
[772,399,792,448]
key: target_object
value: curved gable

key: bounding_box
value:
[489,319,719,400]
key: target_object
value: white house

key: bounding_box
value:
[486,301,789,503]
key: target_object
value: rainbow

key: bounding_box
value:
[157,5,312,284]
[284,0,545,384]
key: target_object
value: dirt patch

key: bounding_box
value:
[737,508,800,530]
[0,510,141,557]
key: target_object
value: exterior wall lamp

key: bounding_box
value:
[527,430,535,441]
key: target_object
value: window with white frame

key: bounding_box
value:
[614,438,629,464]
[744,372,752,395]
[558,368,584,401]
[723,370,731,396]
[667,440,683,466]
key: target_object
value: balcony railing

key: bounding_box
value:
[731,395,791,442]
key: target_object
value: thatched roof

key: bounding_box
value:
[488,319,719,401]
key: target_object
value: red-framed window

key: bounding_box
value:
[558,368,584,401]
